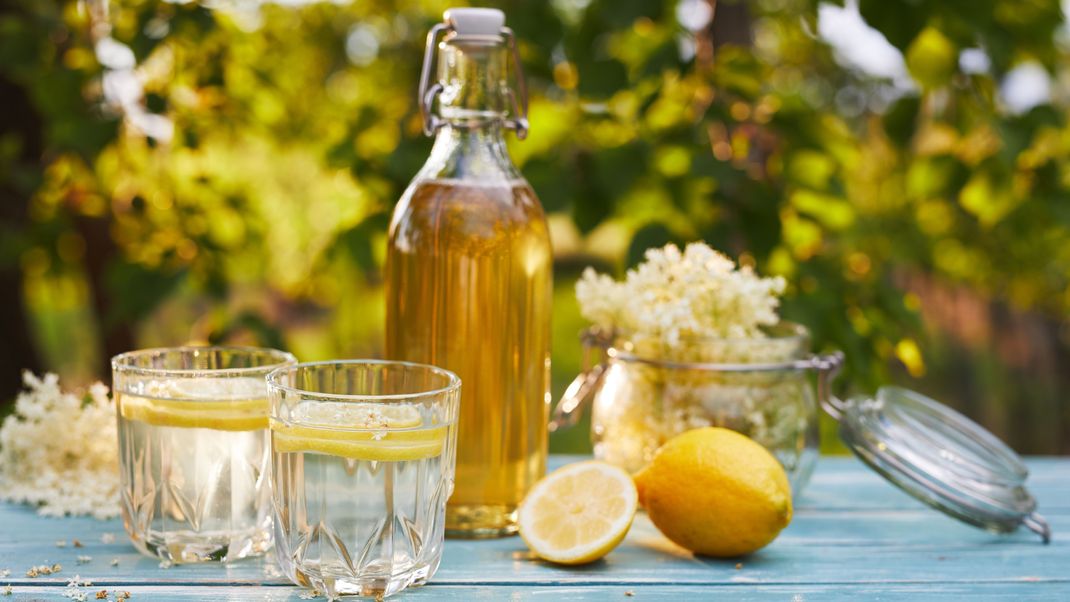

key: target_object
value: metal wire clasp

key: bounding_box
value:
[417,23,448,137]
[417,14,530,139]
[549,329,612,433]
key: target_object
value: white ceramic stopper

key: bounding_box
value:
[443,7,505,36]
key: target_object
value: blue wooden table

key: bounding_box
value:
[1,456,1067,600]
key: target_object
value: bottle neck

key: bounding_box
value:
[421,121,519,182]
[438,38,509,124]
[419,39,519,182]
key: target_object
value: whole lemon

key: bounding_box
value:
[634,427,792,557]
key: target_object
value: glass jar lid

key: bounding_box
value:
[836,387,1050,542]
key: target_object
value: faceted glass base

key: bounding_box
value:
[287,557,439,600]
[117,417,273,565]
[126,524,271,564]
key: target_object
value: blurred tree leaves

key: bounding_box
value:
[207,310,285,350]
[905,27,957,90]
[1,0,1069,407]
[104,260,186,326]
[627,223,682,269]
[330,212,390,279]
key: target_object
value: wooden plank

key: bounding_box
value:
[1,512,1066,587]
[5,457,1063,546]
[3,506,1064,556]
[797,456,1070,512]
[1,456,1066,597]
[8,582,1070,601]
[3,507,1065,556]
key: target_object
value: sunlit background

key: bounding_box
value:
[2,0,1068,454]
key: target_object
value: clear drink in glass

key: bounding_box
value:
[268,360,460,599]
[112,346,296,563]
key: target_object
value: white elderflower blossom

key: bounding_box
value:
[0,373,120,519]
[62,576,93,601]
[577,242,786,358]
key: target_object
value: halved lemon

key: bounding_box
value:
[518,460,638,565]
[271,402,447,462]
[118,377,269,431]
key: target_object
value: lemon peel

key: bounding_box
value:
[518,460,638,565]
[270,403,445,462]
[635,427,792,557]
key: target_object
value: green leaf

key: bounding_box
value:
[882,96,920,149]
[905,26,957,90]
[334,213,390,276]
[958,172,1019,227]
[857,0,926,51]
[790,190,856,230]
[576,58,629,98]
[524,155,576,213]
[626,222,682,268]
[104,261,187,326]
[208,310,287,350]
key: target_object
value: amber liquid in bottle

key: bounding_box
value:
[387,9,551,536]
[386,177,551,537]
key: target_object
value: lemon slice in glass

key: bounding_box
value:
[119,377,269,431]
[271,402,447,462]
[518,460,638,565]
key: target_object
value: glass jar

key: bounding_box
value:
[555,323,842,493]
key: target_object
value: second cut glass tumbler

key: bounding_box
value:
[267,360,461,599]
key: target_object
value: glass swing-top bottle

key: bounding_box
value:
[385,8,552,538]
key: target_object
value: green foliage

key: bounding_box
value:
[104,260,186,326]
[2,0,1069,451]
[906,27,957,90]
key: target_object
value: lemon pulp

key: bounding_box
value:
[518,460,638,565]
[270,402,447,462]
[118,377,269,431]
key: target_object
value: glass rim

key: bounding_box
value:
[444,34,505,47]
[111,345,297,378]
[266,359,461,402]
[605,321,809,346]
[582,321,812,371]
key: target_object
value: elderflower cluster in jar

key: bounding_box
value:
[0,372,119,519]
[577,242,788,361]
[576,243,817,488]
